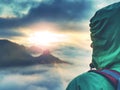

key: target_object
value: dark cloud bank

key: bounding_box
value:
[0,0,93,29]
[0,0,93,38]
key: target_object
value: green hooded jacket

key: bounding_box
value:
[66,2,120,90]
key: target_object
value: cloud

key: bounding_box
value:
[0,30,24,38]
[0,0,120,39]
[0,0,93,29]
[0,59,91,90]
[27,0,92,21]
[52,45,91,63]
[0,0,94,39]
[0,0,44,18]
[0,65,65,90]
[92,0,120,10]
[58,20,89,31]
[27,86,48,90]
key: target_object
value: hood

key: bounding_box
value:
[90,2,120,69]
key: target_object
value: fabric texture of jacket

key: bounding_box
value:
[66,2,120,90]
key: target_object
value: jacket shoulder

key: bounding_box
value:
[66,71,114,90]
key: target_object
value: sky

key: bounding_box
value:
[0,0,120,90]
[0,0,119,49]
[0,0,120,51]
[0,0,92,48]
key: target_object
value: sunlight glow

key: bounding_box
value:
[28,31,66,46]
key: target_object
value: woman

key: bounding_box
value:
[66,2,120,90]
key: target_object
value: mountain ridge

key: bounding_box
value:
[0,39,67,67]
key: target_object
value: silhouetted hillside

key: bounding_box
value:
[35,50,67,64]
[0,39,34,67]
[0,39,67,67]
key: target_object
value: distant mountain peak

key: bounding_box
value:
[0,39,68,67]
[0,39,11,43]
[36,52,67,64]
[0,39,18,46]
[42,49,50,55]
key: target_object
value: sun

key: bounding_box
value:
[28,31,65,46]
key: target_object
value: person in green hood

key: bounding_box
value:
[66,2,120,90]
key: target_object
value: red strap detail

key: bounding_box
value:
[100,71,117,87]
[89,69,120,89]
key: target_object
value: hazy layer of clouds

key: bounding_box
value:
[0,42,91,90]
[0,59,90,90]
[52,45,91,63]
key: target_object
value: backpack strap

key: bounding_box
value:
[89,69,120,90]
[118,78,120,90]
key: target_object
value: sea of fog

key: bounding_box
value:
[0,48,91,90]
